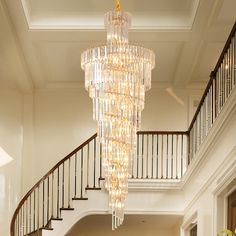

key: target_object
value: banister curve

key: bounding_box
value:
[10,133,97,236]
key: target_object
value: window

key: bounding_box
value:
[190,224,197,236]
[228,189,236,231]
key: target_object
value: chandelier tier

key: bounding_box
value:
[81,0,155,230]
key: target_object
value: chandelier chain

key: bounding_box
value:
[116,0,121,12]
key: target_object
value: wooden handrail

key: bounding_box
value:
[213,22,236,74]
[188,21,236,132]
[137,131,188,135]
[188,72,215,132]
[10,133,97,236]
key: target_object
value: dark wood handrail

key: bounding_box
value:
[137,131,188,135]
[188,72,215,132]
[213,22,236,74]
[188,21,236,132]
[10,133,97,236]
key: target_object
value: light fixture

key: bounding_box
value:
[81,0,155,229]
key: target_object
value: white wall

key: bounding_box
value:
[0,86,203,235]
[32,88,96,180]
[24,87,200,187]
[181,100,236,236]
[0,89,23,236]
[142,88,189,131]
[66,214,181,236]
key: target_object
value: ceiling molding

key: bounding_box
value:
[20,0,199,31]
[0,0,33,92]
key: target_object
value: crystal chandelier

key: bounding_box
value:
[81,0,155,230]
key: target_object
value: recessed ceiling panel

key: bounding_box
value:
[33,40,183,85]
[22,0,199,30]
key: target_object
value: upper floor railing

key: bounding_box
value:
[10,21,236,236]
[188,22,236,161]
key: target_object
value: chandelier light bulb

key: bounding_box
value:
[81,0,155,230]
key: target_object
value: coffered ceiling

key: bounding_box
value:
[21,0,199,30]
[0,0,235,91]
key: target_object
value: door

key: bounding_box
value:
[190,224,197,236]
[228,190,236,231]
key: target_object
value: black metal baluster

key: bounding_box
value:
[187,131,190,165]
[29,195,31,233]
[156,134,159,178]
[94,139,96,188]
[146,134,149,178]
[233,34,235,85]
[151,134,154,178]
[47,177,49,224]
[26,200,28,235]
[33,190,35,231]
[62,163,65,209]
[136,134,139,178]
[16,214,19,236]
[68,157,71,208]
[221,63,224,109]
[224,56,226,103]
[176,135,178,179]
[141,134,144,178]
[22,203,24,236]
[161,134,163,178]
[81,148,84,198]
[43,180,45,226]
[166,135,168,179]
[51,172,54,219]
[171,135,174,179]
[181,134,183,177]
[37,187,39,232]
[57,168,60,218]
[100,143,103,180]
[212,76,215,124]
[87,144,90,188]
[74,153,77,198]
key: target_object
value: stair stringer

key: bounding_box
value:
[41,190,109,236]
[41,186,185,236]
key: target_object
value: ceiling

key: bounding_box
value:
[66,214,183,236]
[0,0,235,91]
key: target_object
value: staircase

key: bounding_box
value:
[10,22,236,236]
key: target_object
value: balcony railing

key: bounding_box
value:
[134,131,188,179]
[10,21,236,236]
[188,22,236,161]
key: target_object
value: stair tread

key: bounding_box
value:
[72,197,88,200]
[85,187,102,190]
[60,207,74,211]
[50,217,63,221]
[25,227,53,236]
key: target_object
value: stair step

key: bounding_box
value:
[60,207,74,211]
[85,187,102,190]
[72,197,88,200]
[50,217,63,221]
[25,227,53,236]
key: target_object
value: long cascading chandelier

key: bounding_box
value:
[81,0,155,230]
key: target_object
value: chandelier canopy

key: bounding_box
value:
[81,0,155,230]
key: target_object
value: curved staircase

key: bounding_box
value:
[10,131,188,236]
[10,22,236,236]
